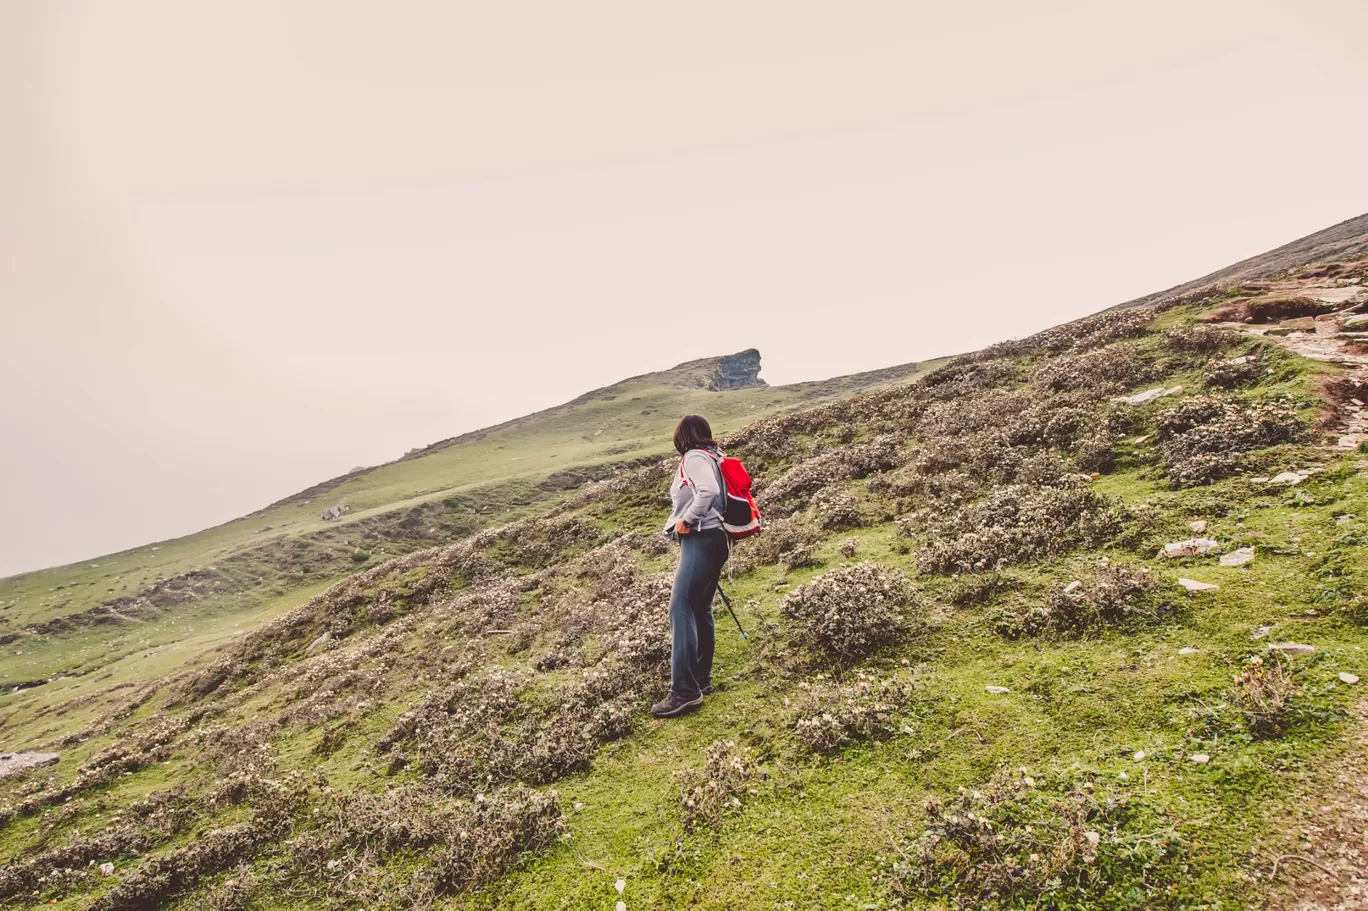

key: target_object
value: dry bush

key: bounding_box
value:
[893,769,1182,909]
[677,741,758,831]
[759,455,848,514]
[290,784,563,907]
[782,562,915,662]
[946,572,1016,608]
[730,516,822,574]
[994,563,1163,639]
[90,775,306,911]
[1203,355,1262,389]
[1035,344,1156,395]
[1155,395,1303,486]
[792,671,917,752]
[1161,324,1238,355]
[837,538,859,558]
[915,482,1127,573]
[1230,654,1299,737]
[809,486,862,531]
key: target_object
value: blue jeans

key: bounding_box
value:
[669,528,729,701]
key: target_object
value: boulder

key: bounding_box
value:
[321,504,351,521]
[1161,538,1219,558]
[1177,578,1218,592]
[1268,642,1316,656]
[0,751,60,779]
[1118,385,1183,406]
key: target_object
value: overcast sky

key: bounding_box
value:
[3,1,1367,578]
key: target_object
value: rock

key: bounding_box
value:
[1189,753,1210,765]
[321,504,351,521]
[1263,470,1312,485]
[1118,385,1182,406]
[1133,434,1150,445]
[985,686,1011,695]
[0,751,60,779]
[1178,647,1199,655]
[617,903,627,911]
[1161,538,1219,559]
[1251,625,1274,640]
[99,862,114,877]
[1188,520,1208,533]
[1336,514,1356,525]
[1269,642,1316,656]
[616,879,626,895]
[1228,354,1255,365]
[1133,750,1146,761]
[1339,672,1360,685]
[305,632,332,653]
[1063,580,1082,594]
[1177,578,1218,592]
[1219,547,1255,567]
[1279,316,1318,331]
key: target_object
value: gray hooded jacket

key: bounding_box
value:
[663,448,725,535]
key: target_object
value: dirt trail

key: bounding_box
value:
[1266,700,1368,910]
[1215,278,1368,450]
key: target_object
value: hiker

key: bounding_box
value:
[652,415,731,718]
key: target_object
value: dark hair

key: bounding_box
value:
[673,414,715,455]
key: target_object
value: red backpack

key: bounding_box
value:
[680,449,762,539]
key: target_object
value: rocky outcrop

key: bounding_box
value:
[710,349,766,391]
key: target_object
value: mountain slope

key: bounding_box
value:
[3,216,1368,910]
[0,352,937,713]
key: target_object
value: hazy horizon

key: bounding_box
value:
[4,1,1368,578]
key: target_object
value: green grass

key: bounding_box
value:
[6,292,1368,910]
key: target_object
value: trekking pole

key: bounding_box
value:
[715,584,748,640]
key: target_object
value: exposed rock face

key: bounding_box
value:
[0,751,59,779]
[710,349,766,391]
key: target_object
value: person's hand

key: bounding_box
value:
[675,520,691,535]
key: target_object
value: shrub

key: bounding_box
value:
[1161,324,1237,355]
[782,562,915,661]
[809,486,862,531]
[916,482,1127,573]
[837,538,859,558]
[946,572,1016,608]
[792,672,917,751]
[1230,654,1298,737]
[994,563,1163,639]
[1155,395,1303,487]
[731,516,822,573]
[1203,355,1262,389]
[290,784,563,906]
[893,769,1183,909]
[677,741,758,831]
[1035,344,1156,396]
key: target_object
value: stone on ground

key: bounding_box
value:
[1178,578,1219,592]
[0,751,60,779]
[1269,642,1317,656]
[1219,546,1256,567]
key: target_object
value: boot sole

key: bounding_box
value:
[651,695,704,718]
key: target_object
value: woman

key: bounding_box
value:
[651,414,731,718]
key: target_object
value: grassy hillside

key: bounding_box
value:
[0,357,937,747]
[3,231,1368,909]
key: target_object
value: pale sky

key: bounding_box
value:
[3,1,1367,578]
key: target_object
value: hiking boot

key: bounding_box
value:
[650,691,703,718]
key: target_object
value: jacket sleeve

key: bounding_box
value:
[678,451,722,528]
